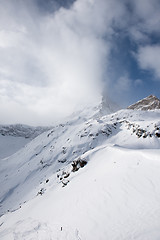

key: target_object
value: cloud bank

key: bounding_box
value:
[0,0,126,125]
[0,0,160,125]
[137,45,160,79]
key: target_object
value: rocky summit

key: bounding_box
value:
[127,95,160,110]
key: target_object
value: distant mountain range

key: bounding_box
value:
[0,124,51,139]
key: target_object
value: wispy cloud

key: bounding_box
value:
[115,74,132,92]
[0,0,125,125]
[0,0,160,125]
[137,45,160,80]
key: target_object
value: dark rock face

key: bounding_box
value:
[127,95,160,111]
[72,158,87,172]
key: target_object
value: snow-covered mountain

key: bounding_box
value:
[0,96,160,240]
[127,94,160,110]
[93,95,120,117]
[0,124,51,139]
[0,124,51,159]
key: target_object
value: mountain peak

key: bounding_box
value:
[127,95,160,110]
[92,95,120,118]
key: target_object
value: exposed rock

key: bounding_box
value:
[127,95,160,111]
[72,158,87,172]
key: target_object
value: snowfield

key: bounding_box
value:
[0,107,160,240]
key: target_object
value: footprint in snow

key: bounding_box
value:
[0,218,84,240]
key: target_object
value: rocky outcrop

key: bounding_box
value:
[127,95,160,110]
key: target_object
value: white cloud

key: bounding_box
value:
[137,45,160,80]
[115,74,131,92]
[129,27,149,43]
[0,0,126,125]
[123,0,160,45]
[131,0,160,34]
[2,0,160,125]
[134,79,143,87]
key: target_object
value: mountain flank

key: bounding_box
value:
[0,95,160,240]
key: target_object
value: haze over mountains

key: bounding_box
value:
[0,95,160,240]
[0,125,51,159]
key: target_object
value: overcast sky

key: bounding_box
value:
[0,0,160,126]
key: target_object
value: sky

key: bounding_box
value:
[0,0,160,126]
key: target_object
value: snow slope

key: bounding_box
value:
[1,146,160,240]
[0,106,160,240]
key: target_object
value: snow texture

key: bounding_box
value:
[0,97,160,240]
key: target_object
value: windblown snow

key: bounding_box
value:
[0,97,160,240]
